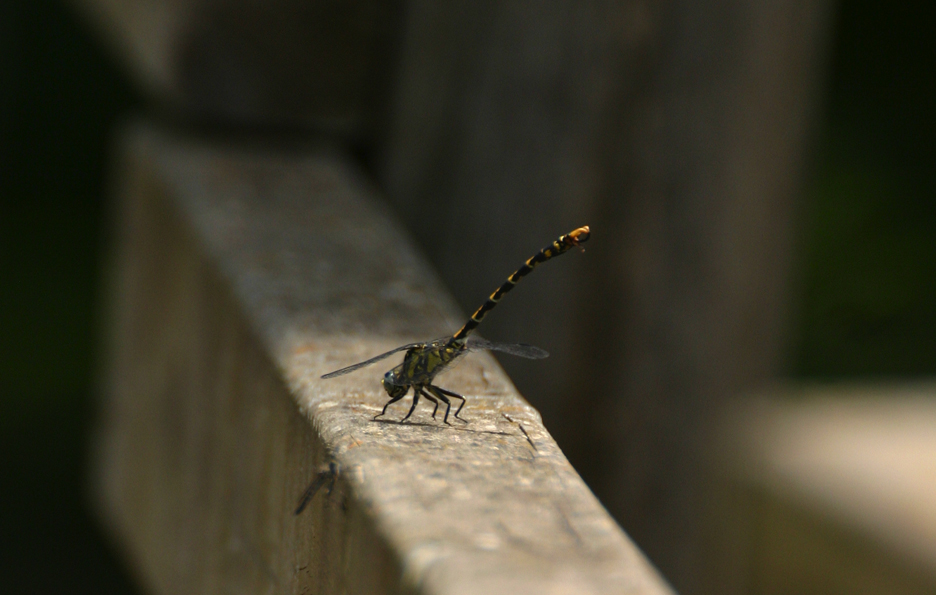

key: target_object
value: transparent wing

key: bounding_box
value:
[321,343,422,379]
[466,336,549,359]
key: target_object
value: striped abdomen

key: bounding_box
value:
[452,226,590,341]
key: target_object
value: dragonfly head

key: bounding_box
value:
[381,369,408,398]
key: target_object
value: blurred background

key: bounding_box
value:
[0,0,933,593]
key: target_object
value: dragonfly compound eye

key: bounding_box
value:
[381,373,407,398]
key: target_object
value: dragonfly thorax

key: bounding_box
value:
[379,338,467,397]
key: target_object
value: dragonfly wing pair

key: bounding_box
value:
[321,336,547,380]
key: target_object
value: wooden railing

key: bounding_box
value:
[93,122,674,594]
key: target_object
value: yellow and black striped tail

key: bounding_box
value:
[452,226,590,341]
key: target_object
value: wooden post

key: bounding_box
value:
[378,1,834,590]
[93,121,674,594]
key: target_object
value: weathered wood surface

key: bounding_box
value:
[68,0,399,133]
[706,383,936,595]
[377,2,834,590]
[93,121,674,595]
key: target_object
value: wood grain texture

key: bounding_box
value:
[93,121,674,595]
[706,384,936,595]
[377,1,834,590]
[68,0,400,134]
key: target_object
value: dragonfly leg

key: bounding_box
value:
[419,388,440,419]
[425,386,453,425]
[431,386,468,424]
[374,388,409,421]
[399,390,421,423]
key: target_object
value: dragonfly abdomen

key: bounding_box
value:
[452,226,589,340]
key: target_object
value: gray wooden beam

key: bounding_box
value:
[93,120,674,594]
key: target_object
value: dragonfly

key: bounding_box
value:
[321,225,590,425]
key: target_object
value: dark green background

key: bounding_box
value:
[793,2,936,377]
[1,0,933,591]
[1,2,140,593]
